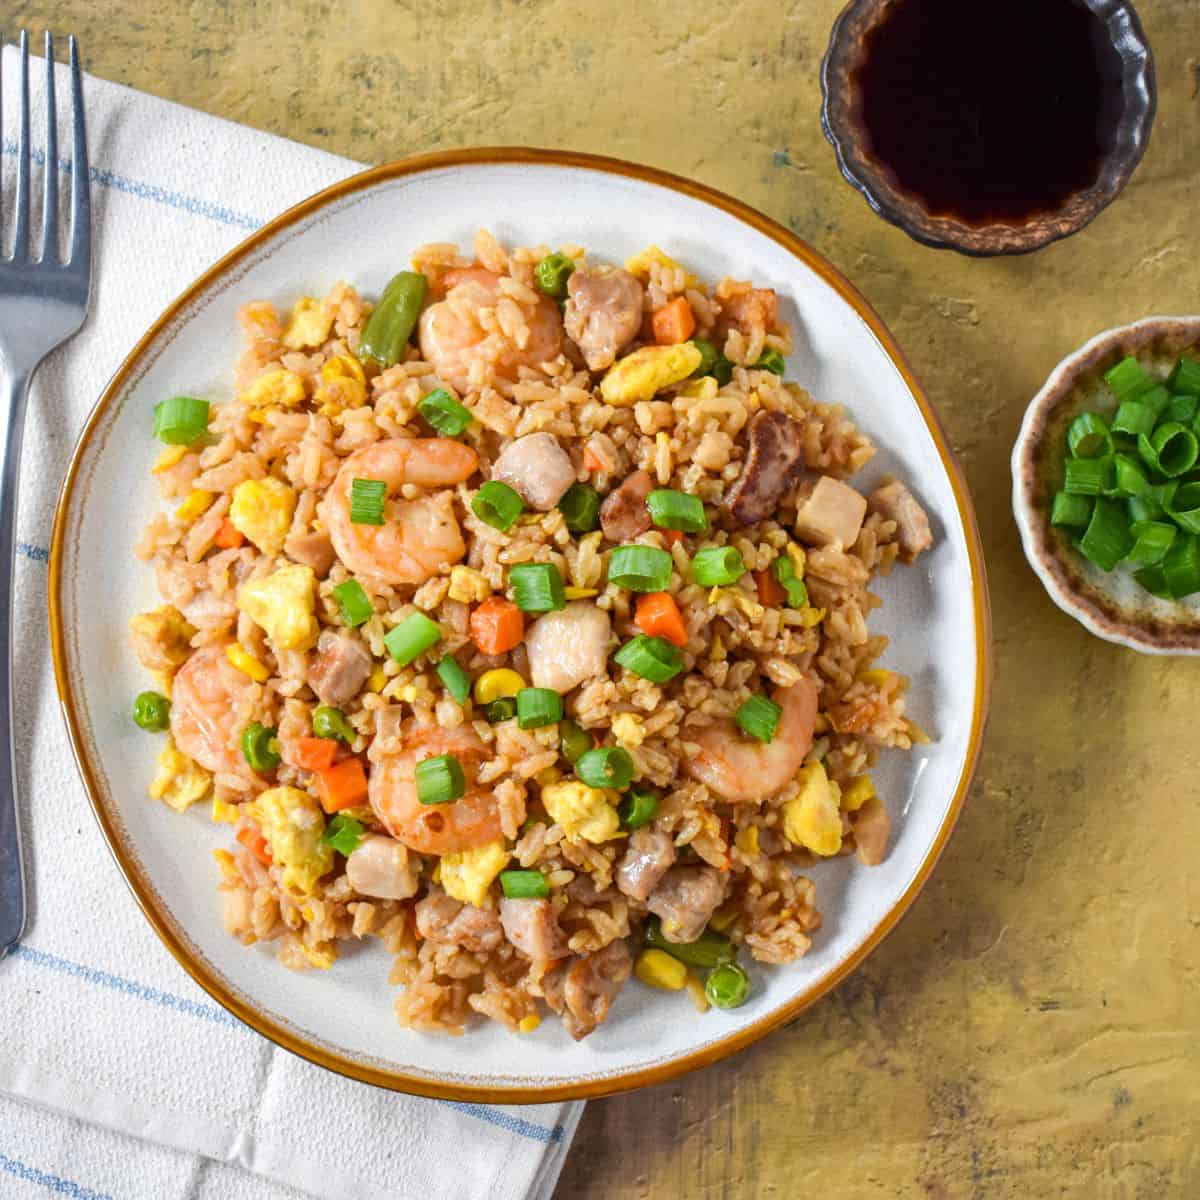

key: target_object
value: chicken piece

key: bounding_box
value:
[564,266,645,371]
[599,469,653,542]
[724,411,806,526]
[284,529,336,577]
[867,480,933,563]
[414,890,504,952]
[850,796,891,866]
[614,827,677,903]
[524,602,612,694]
[307,630,372,707]
[345,835,420,900]
[128,605,196,673]
[561,940,633,1040]
[716,287,780,339]
[499,897,570,961]
[794,476,868,550]
[646,865,726,944]
[490,433,577,511]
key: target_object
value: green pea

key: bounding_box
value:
[558,718,592,765]
[705,962,750,1009]
[644,918,735,968]
[754,348,786,376]
[312,706,356,743]
[691,338,719,378]
[535,252,574,298]
[357,271,428,367]
[241,722,282,773]
[132,691,171,732]
[485,697,518,724]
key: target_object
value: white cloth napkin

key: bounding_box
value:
[0,45,583,1200]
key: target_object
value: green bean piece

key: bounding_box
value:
[132,691,171,732]
[644,917,735,968]
[357,271,428,367]
[705,962,750,1009]
[312,706,355,743]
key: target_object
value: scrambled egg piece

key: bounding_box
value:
[600,343,703,406]
[240,368,306,418]
[734,825,759,856]
[229,477,297,555]
[624,245,697,286]
[236,562,319,651]
[681,375,719,401]
[840,775,875,813]
[249,786,334,894]
[448,564,491,603]
[440,840,510,908]
[149,739,212,813]
[314,355,368,416]
[211,795,240,824]
[541,780,621,843]
[610,712,645,748]
[781,762,843,857]
[281,297,333,350]
[128,605,196,670]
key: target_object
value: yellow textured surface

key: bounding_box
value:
[36,0,1200,1193]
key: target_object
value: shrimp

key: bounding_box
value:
[686,675,820,804]
[319,437,478,587]
[170,644,259,775]
[369,723,512,855]
[418,268,564,393]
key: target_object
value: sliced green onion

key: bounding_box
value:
[1104,355,1154,402]
[358,270,427,367]
[350,477,387,525]
[415,754,465,805]
[1050,492,1094,528]
[1163,534,1200,598]
[132,691,171,732]
[436,657,471,704]
[1138,432,1163,474]
[691,338,720,378]
[1128,493,1165,524]
[645,918,735,967]
[241,722,281,773]
[509,562,566,612]
[1169,355,1200,396]
[1067,412,1113,458]
[332,578,373,627]
[754,348,786,376]
[312,706,355,743]
[153,396,210,445]
[321,813,365,857]
[1151,422,1199,477]
[559,718,592,765]
[613,634,685,683]
[485,696,517,723]
[1126,520,1176,566]
[418,388,473,436]
[499,869,550,899]
[1166,394,1199,426]
[576,746,634,790]
[1141,384,1172,419]
[1063,457,1114,496]
[705,961,750,1009]
[1135,564,1173,598]
[1110,402,1154,440]
[516,687,563,730]
[558,484,601,533]
[1167,481,1200,534]
[1078,497,1134,571]
[646,489,707,533]
[535,252,574,298]
[619,787,659,830]
[472,481,525,532]
[384,611,442,666]
[690,545,746,587]
[735,695,782,743]
[608,544,674,592]
[1112,454,1150,497]
[770,554,808,606]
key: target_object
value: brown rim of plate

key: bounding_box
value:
[48,146,993,1103]
[1014,315,1200,654]
[819,0,1157,257]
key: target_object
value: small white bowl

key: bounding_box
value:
[1012,316,1200,654]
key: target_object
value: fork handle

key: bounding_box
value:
[0,366,32,958]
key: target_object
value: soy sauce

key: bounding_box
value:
[853,0,1125,223]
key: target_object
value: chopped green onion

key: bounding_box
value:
[415,754,465,805]
[576,746,634,790]
[1135,564,1173,598]
[1104,356,1154,402]
[312,706,355,743]
[484,697,517,723]
[559,719,592,765]
[1163,534,1200,598]
[535,252,574,298]
[705,961,750,1009]
[384,611,442,666]
[691,338,720,378]
[690,545,746,587]
[322,813,365,857]
[436,657,471,704]
[418,388,473,436]
[332,578,373,627]
[1063,457,1114,496]
[1167,481,1200,534]
[358,271,427,367]
[1128,493,1165,524]
[516,687,563,730]
[619,787,659,830]
[613,634,685,683]
[754,348,786,376]
[1151,422,1199,477]
[499,869,550,899]
[509,562,567,612]
[1078,497,1134,571]
[350,478,387,525]
[1126,520,1176,566]
[1110,402,1154,440]
[735,695,782,743]
[645,918,735,968]
[153,396,210,445]
[1166,394,1199,426]
[770,554,808,606]
[608,544,675,592]
[1067,412,1113,458]
[558,483,601,533]
[1169,355,1200,396]
[1137,432,1162,474]
[1050,492,1094,528]
[646,489,707,533]
[241,722,281,773]
[1141,384,1173,419]
[472,480,525,532]
[132,691,171,732]
[1112,454,1150,496]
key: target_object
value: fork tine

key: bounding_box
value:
[67,34,89,273]
[39,31,58,263]
[11,30,31,260]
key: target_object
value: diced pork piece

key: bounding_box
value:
[716,287,781,339]
[284,529,336,577]
[794,476,867,550]
[525,602,612,694]
[599,469,653,542]
[490,433,577,512]
[851,796,891,866]
[307,630,372,707]
[128,604,194,673]
[345,835,420,900]
[561,940,633,1040]
[615,827,677,903]
[565,267,645,371]
[414,890,504,952]
[725,410,806,526]
[499,897,570,961]
[646,865,726,944]
[867,480,933,563]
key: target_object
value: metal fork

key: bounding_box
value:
[0,31,91,959]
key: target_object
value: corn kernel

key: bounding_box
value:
[785,542,807,579]
[152,445,188,473]
[518,1013,542,1034]
[226,643,270,683]
[635,948,688,991]
[212,795,240,824]
[685,971,710,1013]
[734,825,759,856]
[367,665,388,693]
[908,721,932,745]
[563,586,599,600]
[175,489,215,523]
[709,904,739,933]
[799,606,827,629]
[473,668,526,705]
[840,775,875,813]
[448,565,491,603]
[858,669,891,687]
[813,713,829,734]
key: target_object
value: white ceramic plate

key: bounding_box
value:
[51,149,990,1102]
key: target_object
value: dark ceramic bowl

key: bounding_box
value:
[820,0,1157,256]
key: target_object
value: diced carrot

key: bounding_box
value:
[660,528,684,547]
[652,296,696,345]
[755,568,787,607]
[293,736,339,772]
[635,592,688,649]
[639,308,656,342]
[470,596,525,655]
[213,518,245,550]
[314,756,370,814]
[236,825,273,866]
[582,445,605,472]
